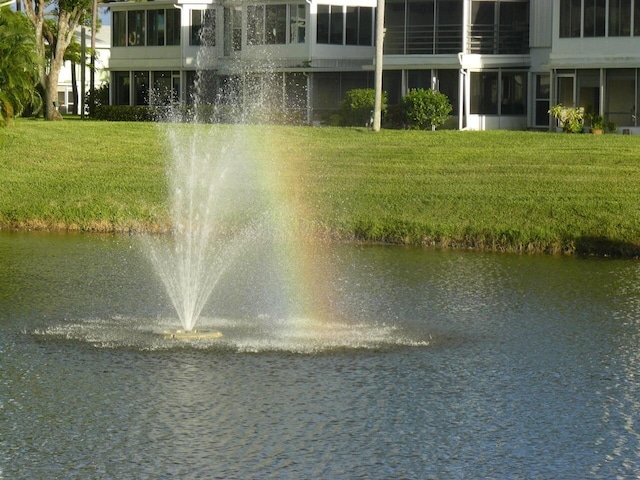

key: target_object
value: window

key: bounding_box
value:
[128,10,145,46]
[166,9,181,46]
[224,7,242,55]
[346,7,373,45]
[290,4,306,43]
[151,11,167,46]
[248,4,306,45]
[266,5,287,44]
[469,1,528,54]
[113,71,130,105]
[471,70,526,115]
[436,0,463,53]
[406,1,434,54]
[584,0,606,36]
[114,8,179,47]
[147,10,165,46]
[609,0,631,36]
[471,71,498,114]
[330,5,343,44]
[191,9,216,46]
[501,71,526,114]
[152,71,180,105]
[635,0,640,35]
[560,0,581,37]
[499,2,528,54]
[247,5,264,44]
[134,71,149,105]
[470,1,495,54]
[113,11,126,47]
[317,5,372,46]
[534,74,550,126]
[606,69,635,125]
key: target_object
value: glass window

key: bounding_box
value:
[499,2,528,54]
[559,0,581,37]
[635,0,640,35]
[290,4,306,43]
[383,0,405,54]
[471,71,498,114]
[113,71,130,105]
[501,71,526,115]
[606,69,635,125]
[438,69,458,109]
[470,1,495,54]
[147,10,165,46]
[317,5,330,44]
[134,71,149,106]
[609,0,631,36]
[534,74,550,126]
[330,6,343,44]
[166,9,181,46]
[436,0,462,53]
[584,0,606,37]
[406,1,434,53]
[266,4,287,44]
[113,11,126,47]
[346,7,373,46]
[152,71,173,105]
[128,10,145,46]
[191,9,215,46]
[247,5,264,44]
[224,7,242,55]
[359,7,373,45]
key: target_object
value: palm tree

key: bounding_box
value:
[0,7,42,126]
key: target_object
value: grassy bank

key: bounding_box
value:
[1,118,639,256]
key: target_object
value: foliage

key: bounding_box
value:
[0,8,42,126]
[587,113,617,133]
[401,88,452,130]
[93,105,156,122]
[339,88,387,127]
[548,104,584,133]
[86,82,109,117]
[22,0,92,120]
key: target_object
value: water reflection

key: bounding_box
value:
[1,232,639,478]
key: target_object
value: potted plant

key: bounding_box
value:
[588,113,617,134]
[589,114,605,134]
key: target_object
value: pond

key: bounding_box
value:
[1,231,639,479]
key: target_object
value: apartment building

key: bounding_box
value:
[107,0,640,131]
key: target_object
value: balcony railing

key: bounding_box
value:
[468,24,529,55]
[384,24,462,55]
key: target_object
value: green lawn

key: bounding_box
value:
[1,118,639,256]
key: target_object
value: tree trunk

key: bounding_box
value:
[71,61,79,115]
[46,62,64,120]
[23,0,87,120]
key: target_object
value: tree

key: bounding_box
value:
[0,7,42,126]
[22,0,91,120]
[401,88,452,130]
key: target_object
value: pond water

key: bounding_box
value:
[1,232,639,479]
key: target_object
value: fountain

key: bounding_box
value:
[143,30,275,339]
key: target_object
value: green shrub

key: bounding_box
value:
[401,88,452,130]
[548,104,584,133]
[86,83,109,118]
[339,88,387,127]
[93,105,158,122]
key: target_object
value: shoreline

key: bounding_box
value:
[2,220,639,258]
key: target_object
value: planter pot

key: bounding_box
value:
[591,128,604,135]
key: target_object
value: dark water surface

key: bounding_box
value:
[1,232,639,479]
